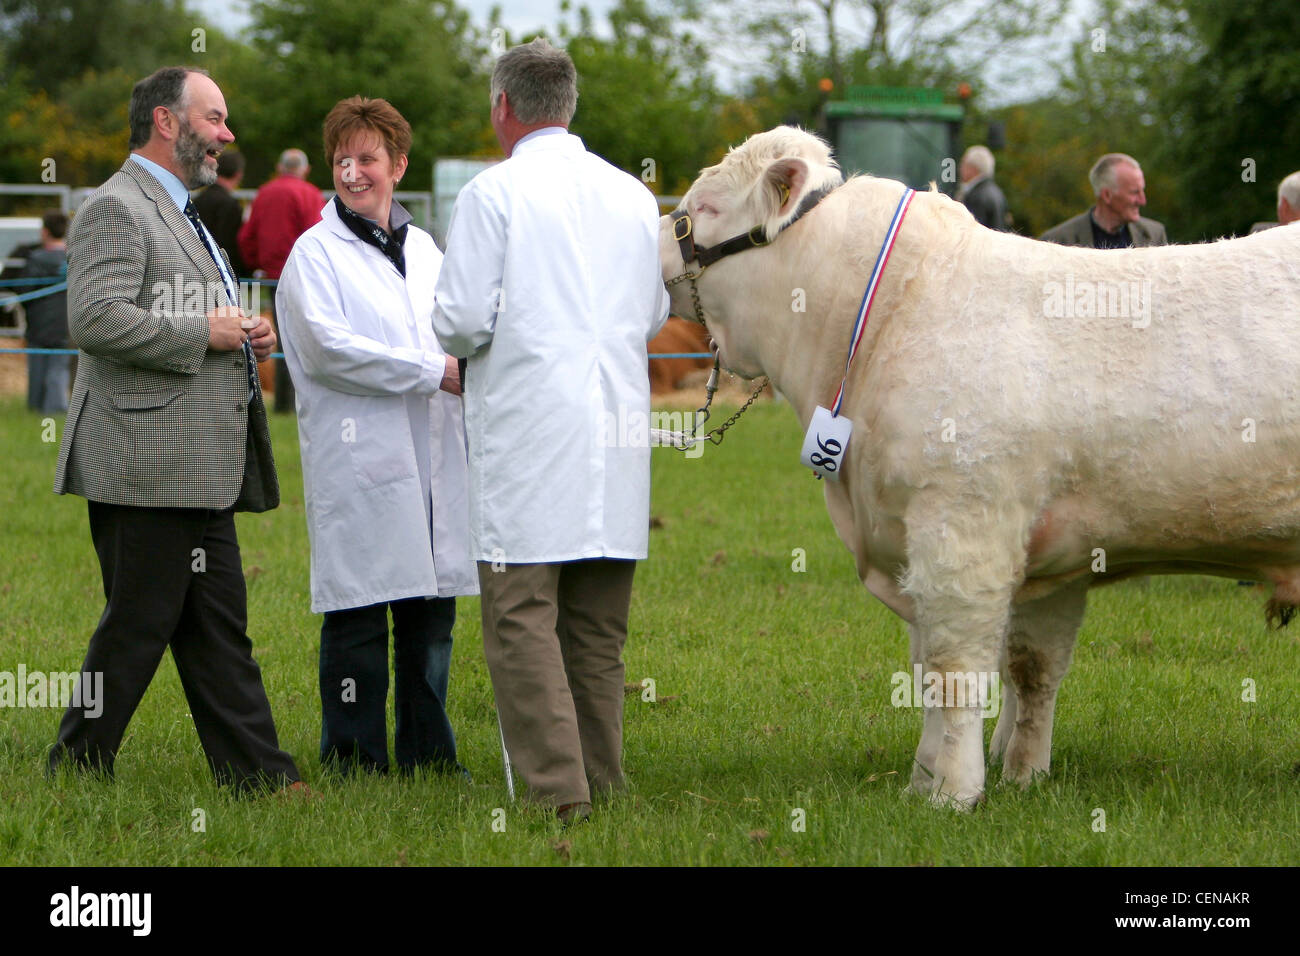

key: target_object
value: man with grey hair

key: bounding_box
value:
[434,38,669,826]
[1040,152,1167,248]
[1249,171,1300,233]
[956,145,1008,231]
[50,65,301,794]
[239,147,322,411]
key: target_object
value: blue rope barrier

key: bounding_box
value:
[1,281,67,304]
[0,276,65,288]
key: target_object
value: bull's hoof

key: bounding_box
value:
[907,763,985,810]
[1000,763,1049,789]
[927,786,985,811]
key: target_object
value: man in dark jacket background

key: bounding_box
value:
[23,210,71,414]
[1040,152,1167,248]
[193,149,247,279]
[957,146,1009,231]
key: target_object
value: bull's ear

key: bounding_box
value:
[764,158,809,219]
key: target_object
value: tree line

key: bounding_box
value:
[1,0,1296,241]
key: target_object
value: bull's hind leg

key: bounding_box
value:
[988,673,1017,763]
[994,579,1088,786]
[907,623,947,796]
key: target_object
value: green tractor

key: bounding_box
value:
[821,85,978,195]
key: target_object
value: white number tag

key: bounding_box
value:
[800,405,852,481]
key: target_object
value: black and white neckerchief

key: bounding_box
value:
[334,195,410,277]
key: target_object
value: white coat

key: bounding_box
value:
[433,129,669,564]
[277,200,478,612]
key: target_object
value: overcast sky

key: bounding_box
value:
[193,0,1077,107]
[195,0,603,39]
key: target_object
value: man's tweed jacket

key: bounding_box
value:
[54,159,278,512]
[1038,209,1168,247]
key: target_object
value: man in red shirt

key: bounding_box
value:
[239,148,323,411]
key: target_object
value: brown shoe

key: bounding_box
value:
[556,802,592,827]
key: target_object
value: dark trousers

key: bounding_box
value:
[319,596,458,774]
[49,502,300,793]
[271,286,294,414]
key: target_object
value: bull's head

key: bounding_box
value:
[659,126,843,375]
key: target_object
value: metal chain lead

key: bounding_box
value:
[668,350,767,451]
[699,376,768,445]
[660,270,767,451]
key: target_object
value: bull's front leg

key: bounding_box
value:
[909,596,1010,808]
[902,500,1026,809]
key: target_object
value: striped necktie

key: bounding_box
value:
[183,198,258,399]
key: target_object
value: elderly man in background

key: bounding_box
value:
[434,39,669,825]
[50,65,300,794]
[955,145,1008,231]
[1040,152,1167,248]
[1249,171,1300,233]
[239,148,322,412]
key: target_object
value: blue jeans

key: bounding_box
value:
[27,352,70,413]
[319,596,458,774]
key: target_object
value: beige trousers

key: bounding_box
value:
[477,559,636,807]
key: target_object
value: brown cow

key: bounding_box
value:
[648,316,711,393]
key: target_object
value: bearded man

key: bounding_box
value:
[49,66,302,794]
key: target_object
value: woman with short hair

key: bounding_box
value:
[277,96,476,775]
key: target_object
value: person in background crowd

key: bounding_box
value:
[1249,171,1300,233]
[277,96,477,777]
[193,148,247,279]
[1,237,42,329]
[434,39,670,826]
[1040,152,1167,248]
[50,65,301,795]
[956,145,1008,231]
[239,148,322,412]
[23,210,71,414]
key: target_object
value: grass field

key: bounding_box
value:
[1,393,1298,866]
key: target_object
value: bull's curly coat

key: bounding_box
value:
[660,126,1300,808]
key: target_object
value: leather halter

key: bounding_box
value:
[670,184,836,271]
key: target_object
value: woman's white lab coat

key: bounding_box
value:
[277,200,477,612]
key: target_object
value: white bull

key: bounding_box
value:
[660,126,1300,808]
